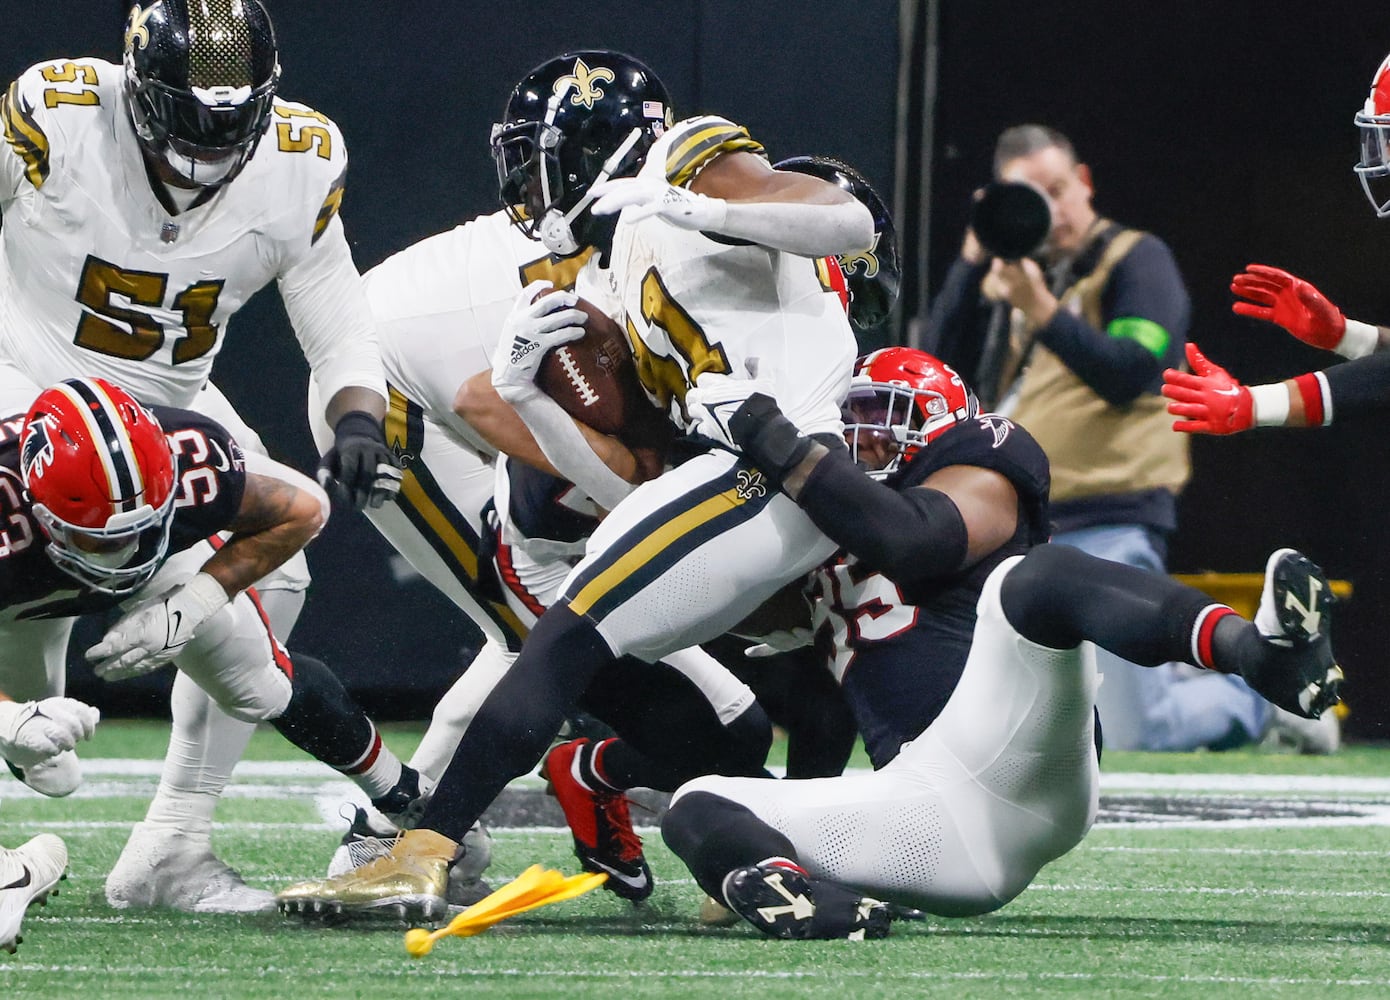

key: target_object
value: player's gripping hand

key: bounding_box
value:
[491,280,587,404]
[86,573,229,681]
[0,697,100,768]
[1162,343,1254,435]
[1230,264,1347,351]
[684,371,776,450]
[590,177,728,232]
[318,411,402,511]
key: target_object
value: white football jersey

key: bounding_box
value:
[604,115,856,436]
[364,209,596,448]
[0,57,380,408]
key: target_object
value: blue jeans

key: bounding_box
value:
[1052,524,1271,752]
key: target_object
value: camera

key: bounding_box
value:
[969,181,1050,260]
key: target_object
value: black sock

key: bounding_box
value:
[662,790,797,902]
[1000,544,1214,664]
[418,604,613,843]
[270,652,374,769]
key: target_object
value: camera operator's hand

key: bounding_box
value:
[981,257,1057,330]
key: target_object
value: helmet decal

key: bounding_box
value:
[125,3,161,55]
[555,58,616,110]
[19,412,57,482]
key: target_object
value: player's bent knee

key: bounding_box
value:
[211,668,292,724]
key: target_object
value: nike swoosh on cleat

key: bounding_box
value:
[585,858,649,891]
[0,867,32,891]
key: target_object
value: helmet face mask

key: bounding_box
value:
[21,379,178,595]
[1355,53,1390,216]
[123,0,280,188]
[843,348,978,479]
[491,51,673,255]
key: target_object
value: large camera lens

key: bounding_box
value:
[970,181,1050,260]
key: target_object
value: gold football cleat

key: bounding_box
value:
[277,828,458,923]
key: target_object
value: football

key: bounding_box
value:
[536,296,643,436]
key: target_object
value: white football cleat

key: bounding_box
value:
[106,822,275,914]
[0,834,68,954]
[5,750,82,797]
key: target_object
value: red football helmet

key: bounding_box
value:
[1354,52,1390,216]
[21,378,177,594]
[843,347,978,478]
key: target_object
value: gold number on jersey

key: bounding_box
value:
[40,62,100,108]
[518,247,595,291]
[74,256,224,364]
[626,267,730,410]
[171,281,225,364]
[273,105,332,159]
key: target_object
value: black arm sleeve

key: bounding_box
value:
[796,448,969,585]
[1322,350,1390,419]
[1034,235,1190,405]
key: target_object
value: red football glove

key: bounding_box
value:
[1230,264,1346,351]
[1161,343,1254,435]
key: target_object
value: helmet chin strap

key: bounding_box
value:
[539,125,644,256]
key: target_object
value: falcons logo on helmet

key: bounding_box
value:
[20,414,58,481]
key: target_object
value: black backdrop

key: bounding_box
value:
[5,3,1388,738]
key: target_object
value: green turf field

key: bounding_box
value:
[2,721,1388,998]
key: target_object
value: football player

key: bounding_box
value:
[0,1,399,908]
[1163,52,1390,436]
[0,378,423,913]
[657,348,1343,939]
[274,49,880,919]
[291,203,774,907]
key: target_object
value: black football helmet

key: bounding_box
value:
[491,50,674,256]
[774,155,901,334]
[122,0,280,187]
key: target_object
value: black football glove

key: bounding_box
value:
[727,393,816,487]
[317,411,403,511]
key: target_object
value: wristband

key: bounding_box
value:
[333,410,384,442]
[1338,319,1379,360]
[1291,372,1331,427]
[728,394,815,484]
[1249,383,1290,427]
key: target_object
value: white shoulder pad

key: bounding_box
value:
[1,57,117,196]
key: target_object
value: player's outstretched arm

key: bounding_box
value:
[1230,263,1388,357]
[86,465,328,681]
[591,151,873,257]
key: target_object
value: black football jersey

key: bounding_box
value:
[0,406,246,621]
[810,414,1051,767]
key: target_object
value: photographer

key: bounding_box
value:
[924,125,1284,754]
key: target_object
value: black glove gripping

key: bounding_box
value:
[728,393,816,487]
[318,411,403,511]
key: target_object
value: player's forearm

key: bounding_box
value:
[325,384,385,424]
[210,476,325,595]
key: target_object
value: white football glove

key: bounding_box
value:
[684,370,776,450]
[0,697,100,768]
[743,626,815,659]
[590,177,729,232]
[491,280,589,404]
[86,572,230,681]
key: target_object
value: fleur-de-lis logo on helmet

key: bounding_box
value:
[554,57,616,110]
[839,231,882,280]
[124,2,161,54]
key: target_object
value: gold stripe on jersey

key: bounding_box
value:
[1,81,51,189]
[566,482,754,618]
[665,121,764,188]
[518,246,595,291]
[312,166,347,245]
[385,387,527,643]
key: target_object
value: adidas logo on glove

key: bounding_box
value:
[509,337,540,365]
